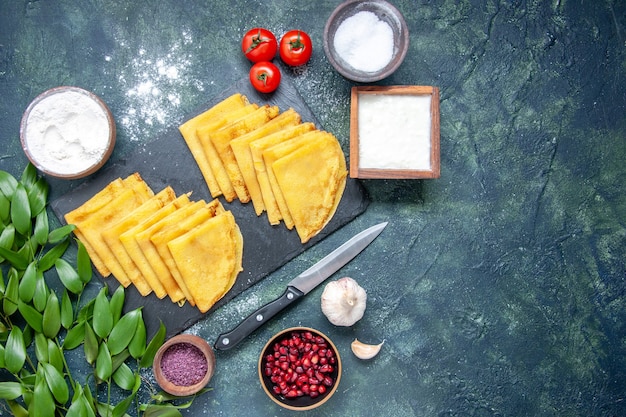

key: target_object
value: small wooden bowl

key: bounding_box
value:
[20,86,116,179]
[350,85,441,179]
[153,334,216,396]
[259,327,342,411]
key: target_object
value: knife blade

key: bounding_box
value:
[214,222,387,350]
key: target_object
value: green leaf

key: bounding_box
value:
[3,269,19,316]
[18,299,43,333]
[26,177,49,217]
[143,404,184,417]
[38,239,69,271]
[0,189,10,223]
[107,308,140,356]
[62,321,85,350]
[129,314,147,359]
[83,322,98,365]
[112,386,139,417]
[5,326,26,374]
[11,183,31,236]
[67,386,96,417]
[77,297,95,323]
[55,258,83,294]
[61,289,74,329]
[22,324,34,347]
[30,372,56,417]
[20,163,38,191]
[76,240,92,283]
[0,170,18,200]
[82,384,98,417]
[0,382,24,400]
[112,363,137,391]
[111,349,130,375]
[33,210,49,246]
[109,284,125,325]
[0,246,29,270]
[32,269,49,312]
[140,321,167,368]
[48,224,75,244]
[7,400,29,417]
[41,362,70,404]
[48,338,65,372]
[34,332,49,363]
[0,344,4,367]
[0,223,15,251]
[93,287,113,339]
[96,342,113,381]
[42,291,62,339]
[18,261,37,303]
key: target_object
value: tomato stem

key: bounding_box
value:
[246,29,270,53]
[257,71,269,86]
[289,31,306,51]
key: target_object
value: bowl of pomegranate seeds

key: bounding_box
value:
[258,327,342,410]
[153,334,216,396]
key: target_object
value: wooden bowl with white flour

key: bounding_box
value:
[20,86,116,179]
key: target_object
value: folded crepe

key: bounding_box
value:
[168,210,243,313]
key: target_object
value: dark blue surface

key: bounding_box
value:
[1,1,625,416]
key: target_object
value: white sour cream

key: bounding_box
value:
[358,93,432,170]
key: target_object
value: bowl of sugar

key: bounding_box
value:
[323,0,409,83]
[20,86,116,179]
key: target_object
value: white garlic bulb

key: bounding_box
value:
[351,339,384,360]
[321,277,367,326]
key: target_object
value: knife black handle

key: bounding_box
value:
[214,286,304,350]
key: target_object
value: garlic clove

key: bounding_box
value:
[351,338,384,360]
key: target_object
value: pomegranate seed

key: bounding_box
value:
[319,364,333,373]
[318,385,327,395]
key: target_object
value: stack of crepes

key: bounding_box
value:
[64,173,243,313]
[179,93,347,244]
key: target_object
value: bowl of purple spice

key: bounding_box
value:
[153,334,216,396]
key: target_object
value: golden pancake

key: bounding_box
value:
[119,193,191,299]
[249,122,316,224]
[196,104,259,201]
[101,186,176,296]
[230,108,301,216]
[210,105,280,202]
[168,211,243,313]
[179,93,249,198]
[272,133,347,243]
[149,199,224,305]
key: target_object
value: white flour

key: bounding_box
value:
[24,90,110,175]
[333,11,394,73]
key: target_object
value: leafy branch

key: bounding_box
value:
[0,164,201,416]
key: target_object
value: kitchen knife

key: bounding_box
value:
[214,222,388,350]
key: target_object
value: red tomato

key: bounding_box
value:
[279,30,313,66]
[249,61,281,93]
[242,28,278,62]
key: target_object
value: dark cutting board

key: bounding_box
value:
[51,76,369,338]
